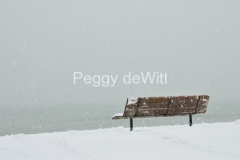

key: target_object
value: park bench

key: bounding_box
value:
[112,95,210,131]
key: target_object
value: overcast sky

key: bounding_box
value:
[1,1,240,107]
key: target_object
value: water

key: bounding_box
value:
[0,101,239,136]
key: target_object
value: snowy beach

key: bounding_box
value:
[1,121,240,160]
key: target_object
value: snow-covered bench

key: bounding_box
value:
[112,95,210,131]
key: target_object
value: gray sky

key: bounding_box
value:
[1,0,240,107]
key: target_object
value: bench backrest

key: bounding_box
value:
[112,95,210,119]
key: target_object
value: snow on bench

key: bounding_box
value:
[112,95,210,131]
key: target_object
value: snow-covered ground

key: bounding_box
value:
[0,120,240,160]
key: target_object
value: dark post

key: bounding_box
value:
[189,114,192,126]
[130,117,133,131]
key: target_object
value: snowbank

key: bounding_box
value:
[0,121,240,160]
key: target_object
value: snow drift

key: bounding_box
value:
[0,121,240,160]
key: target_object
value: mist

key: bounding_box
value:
[1,1,240,108]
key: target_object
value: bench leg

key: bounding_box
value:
[189,114,192,126]
[130,117,133,131]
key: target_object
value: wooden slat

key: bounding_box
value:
[196,95,210,113]
[168,96,198,115]
[136,97,169,116]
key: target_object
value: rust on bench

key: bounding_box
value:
[112,95,210,130]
